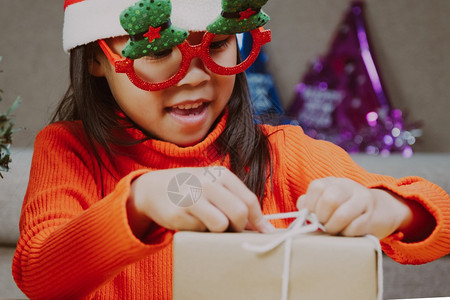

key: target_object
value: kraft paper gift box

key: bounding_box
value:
[173,230,382,300]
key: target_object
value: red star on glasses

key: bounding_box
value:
[143,26,161,43]
[239,8,257,20]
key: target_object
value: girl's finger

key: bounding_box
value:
[187,197,230,232]
[300,177,334,212]
[160,208,207,232]
[218,169,274,233]
[314,184,350,224]
[244,220,257,231]
[324,196,367,235]
[340,213,371,237]
[202,183,250,232]
[296,195,312,212]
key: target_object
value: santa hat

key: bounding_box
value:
[63,0,270,53]
[63,0,222,52]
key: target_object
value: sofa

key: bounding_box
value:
[0,148,449,299]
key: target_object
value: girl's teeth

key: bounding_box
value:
[174,102,202,110]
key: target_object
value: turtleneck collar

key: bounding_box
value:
[124,109,228,160]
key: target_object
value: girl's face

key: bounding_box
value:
[94,32,236,147]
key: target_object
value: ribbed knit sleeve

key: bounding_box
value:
[12,123,173,299]
[268,125,450,265]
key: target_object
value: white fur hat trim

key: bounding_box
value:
[63,0,221,52]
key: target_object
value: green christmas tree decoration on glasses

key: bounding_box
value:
[120,0,188,59]
[207,0,270,34]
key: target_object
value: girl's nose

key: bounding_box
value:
[176,57,211,87]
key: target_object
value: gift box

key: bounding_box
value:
[173,229,382,300]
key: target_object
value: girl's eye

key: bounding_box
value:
[142,48,173,61]
[210,36,231,50]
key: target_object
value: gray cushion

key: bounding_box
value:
[351,153,450,193]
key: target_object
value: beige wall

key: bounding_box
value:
[0,0,68,148]
[1,0,449,152]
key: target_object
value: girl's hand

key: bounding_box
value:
[296,177,413,239]
[127,167,275,238]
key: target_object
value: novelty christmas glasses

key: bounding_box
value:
[97,0,271,91]
[98,28,271,91]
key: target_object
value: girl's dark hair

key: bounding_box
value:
[51,42,272,200]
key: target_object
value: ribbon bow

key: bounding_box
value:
[243,209,325,253]
[242,209,383,300]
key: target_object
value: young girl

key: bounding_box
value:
[13,0,450,299]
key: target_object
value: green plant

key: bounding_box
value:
[0,56,21,178]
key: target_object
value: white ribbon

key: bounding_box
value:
[242,209,383,300]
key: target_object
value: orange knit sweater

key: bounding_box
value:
[12,113,450,299]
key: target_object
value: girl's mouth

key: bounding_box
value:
[166,102,210,125]
[168,102,208,116]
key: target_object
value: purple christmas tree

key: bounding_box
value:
[288,1,421,157]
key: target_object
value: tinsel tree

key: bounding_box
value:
[288,1,422,157]
[0,56,21,178]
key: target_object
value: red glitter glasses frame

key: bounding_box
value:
[98,27,271,91]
